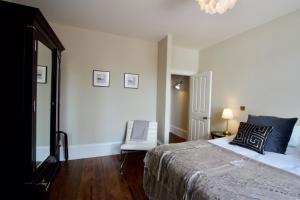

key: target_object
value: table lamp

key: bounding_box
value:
[222,108,233,135]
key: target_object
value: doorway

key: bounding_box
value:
[169,75,190,143]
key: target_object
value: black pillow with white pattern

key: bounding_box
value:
[247,115,298,154]
[230,122,273,154]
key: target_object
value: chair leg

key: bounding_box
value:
[120,149,123,161]
[120,150,128,175]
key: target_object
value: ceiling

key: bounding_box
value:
[13,0,300,49]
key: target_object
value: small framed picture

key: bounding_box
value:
[37,65,47,84]
[93,70,110,87]
[124,73,139,89]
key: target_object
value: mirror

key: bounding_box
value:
[36,41,52,168]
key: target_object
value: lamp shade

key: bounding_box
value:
[222,108,233,119]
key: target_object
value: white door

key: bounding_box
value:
[189,71,212,140]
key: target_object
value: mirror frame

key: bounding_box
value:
[25,9,64,191]
[31,34,59,185]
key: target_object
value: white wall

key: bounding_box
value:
[51,23,157,147]
[170,75,189,139]
[171,46,199,75]
[199,10,300,134]
[156,35,172,144]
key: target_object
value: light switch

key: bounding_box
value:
[240,106,245,111]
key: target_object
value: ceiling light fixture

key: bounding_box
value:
[196,0,237,15]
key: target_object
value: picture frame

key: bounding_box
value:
[93,70,110,87]
[124,73,139,89]
[37,65,47,84]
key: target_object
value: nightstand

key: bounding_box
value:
[210,131,227,139]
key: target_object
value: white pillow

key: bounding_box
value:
[288,125,300,147]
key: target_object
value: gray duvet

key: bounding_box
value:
[143,140,300,200]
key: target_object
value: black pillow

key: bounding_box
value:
[247,115,298,154]
[230,122,273,154]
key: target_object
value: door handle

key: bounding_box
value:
[203,117,208,120]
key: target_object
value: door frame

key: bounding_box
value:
[167,70,197,143]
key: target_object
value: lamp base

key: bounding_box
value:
[223,131,231,135]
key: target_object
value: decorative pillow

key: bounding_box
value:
[230,122,273,154]
[247,115,298,154]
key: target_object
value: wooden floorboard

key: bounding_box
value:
[77,158,96,200]
[48,134,185,200]
[49,159,83,200]
[169,132,186,143]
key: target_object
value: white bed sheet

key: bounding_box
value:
[208,136,300,176]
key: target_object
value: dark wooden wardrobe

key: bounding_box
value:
[1,1,65,199]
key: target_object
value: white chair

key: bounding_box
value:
[120,120,157,172]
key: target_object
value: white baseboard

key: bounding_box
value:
[37,142,122,161]
[170,125,187,139]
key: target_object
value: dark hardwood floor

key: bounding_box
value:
[48,133,186,200]
[169,132,186,143]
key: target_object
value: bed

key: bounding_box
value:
[143,129,300,200]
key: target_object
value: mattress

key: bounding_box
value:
[209,136,300,176]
